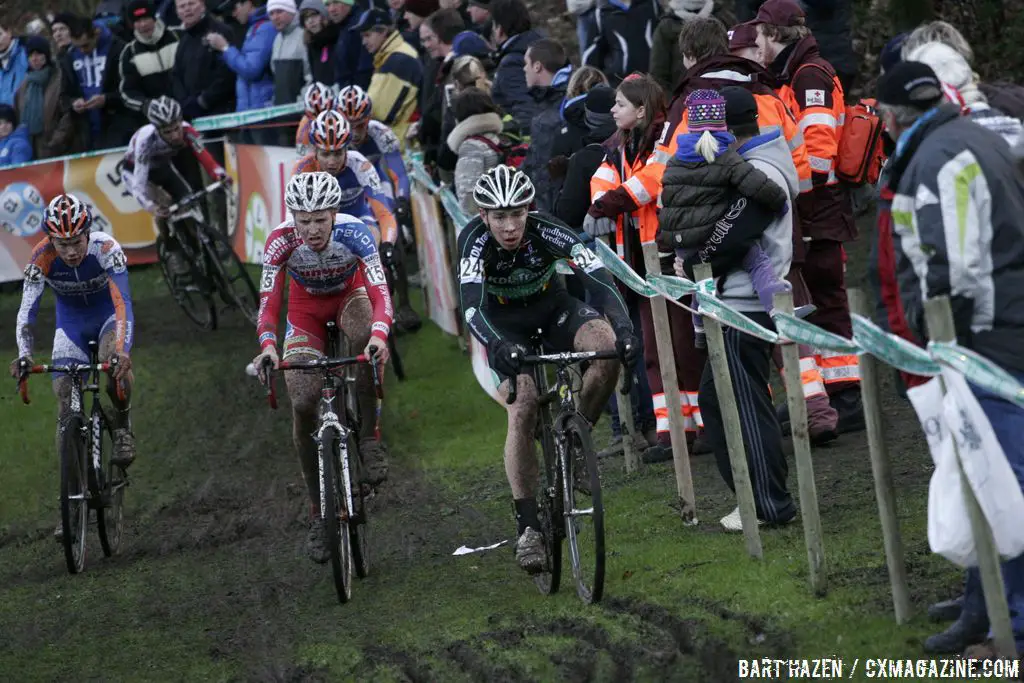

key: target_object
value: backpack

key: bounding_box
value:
[468,133,529,169]
[794,62,886,187]
[836,98,886,186]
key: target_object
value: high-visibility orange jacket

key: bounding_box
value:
[772,36,855,243]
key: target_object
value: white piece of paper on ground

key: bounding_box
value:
[452,539,509,556]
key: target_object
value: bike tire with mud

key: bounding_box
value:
[560,413,605,604]
[200,224,259,325]
[321,428,353,604]
[156,232,217,330]
[533,369,562,596]
[346,431,371,578]
[59,415,89,574]
[94,410,125,557]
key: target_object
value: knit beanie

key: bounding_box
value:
[51,12,78,29]
[0,105,18,127]
[584,84,616,132]
[685,89,727,132]
[299,0,329,18]
[452,30,490,57]
[404,0,440,18]
[24,35,52,62]
[878,33,907,74]
[127,0,157,22]
[268,0,299,14]
[668,0,713,20]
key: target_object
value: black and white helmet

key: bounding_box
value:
[146,96,182,127]
[285,172,342,213]
[472,164,535,211]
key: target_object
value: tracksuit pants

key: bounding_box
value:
[803,239,861,396]
[698,311,796,524]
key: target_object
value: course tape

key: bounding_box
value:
[406,157,1024,409]
[2,103,303,171]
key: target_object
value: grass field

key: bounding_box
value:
[0,250,970,682]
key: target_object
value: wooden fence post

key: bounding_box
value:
[775,291,827,595]
[847,288,912,623]
[924,296,1017,658]
[694,263,761,557]
[616,372,640,473]
[642,243,696,523]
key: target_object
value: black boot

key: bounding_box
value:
[923,613,989,654]
[927,595,965,622]
[830,388,865,434]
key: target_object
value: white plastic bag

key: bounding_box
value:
[941,368,1024,561]
[909,378,977,567]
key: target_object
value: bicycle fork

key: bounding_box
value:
[314,415,355,524]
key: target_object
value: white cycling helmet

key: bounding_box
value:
[472,164,535,210]
[285,171,342,213]
[303,82,335,118]
[147,96,182,127]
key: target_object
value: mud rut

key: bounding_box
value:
[1,236,947,682]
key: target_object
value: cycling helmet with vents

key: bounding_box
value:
[43,194,92,239]
[336,85,372,123]
[309,110,352,151]
[303,82,335,118]
[472,164,535,211]
[146,96,182,127]
[285,171,343,213]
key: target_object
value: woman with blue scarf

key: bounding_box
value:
[659,88,791,348]
[15,36,76,159]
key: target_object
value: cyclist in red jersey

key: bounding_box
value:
[251,171,393,564]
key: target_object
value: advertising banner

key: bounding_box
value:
[226,142,295,265]
[410,185,459,336]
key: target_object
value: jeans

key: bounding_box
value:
[962,371,1024,648]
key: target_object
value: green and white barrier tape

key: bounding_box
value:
[2,102,303,171]
[406,155,1024,407]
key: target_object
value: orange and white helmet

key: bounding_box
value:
[336,85,372,123]
[303,82,335,118]
[43,194,92,239]
[310,110,351,151]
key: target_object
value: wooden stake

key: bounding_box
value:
[923,296,1017,658]
[694,263,761,556]
[775,290,826,595]
[642,243,696,523]
[616,372,640,473]
[847,288,912,623]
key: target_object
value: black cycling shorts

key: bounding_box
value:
[484,290,603,364]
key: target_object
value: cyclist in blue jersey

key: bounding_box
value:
[337,85,420,332]
[295,108,421,330]
[10,195,137,472]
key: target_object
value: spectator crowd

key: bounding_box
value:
[2,0,1024,660]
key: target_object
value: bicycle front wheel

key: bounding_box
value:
[533,380,562,596]
[345,432,371,578]
[157,233,217,330]
[200,224,259,325]
[320,428,353,604]
[560,413,605,604]
[59,415,89,574]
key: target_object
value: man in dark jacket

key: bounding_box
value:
[417,8,463,164]
[331,0,374,90]
[119,0,182,118]
[521,38,570,212]
[63,15,136,147]
[879,60,1024,659]
[488,0,541,131]
[172,0,236,118]
[581,0,659,86]
[736,0,857,94]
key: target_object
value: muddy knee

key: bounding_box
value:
[505,376,540,431]
[51,377,74,418]
[338,293,372,352]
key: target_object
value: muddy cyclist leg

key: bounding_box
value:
[573,319,620,426]
[337,292,375,440]
[499,373,541,500]
[99,330,136,466]
[284,354,323,509]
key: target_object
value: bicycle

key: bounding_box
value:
[506,338,621,604]
[379,241,406,382]
[16,342,129,575]
[248,321,382,604]
[158,180,259,331]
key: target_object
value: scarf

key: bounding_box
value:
[22,66,51,136]
[667,0,713,20]
[673,131,735,163]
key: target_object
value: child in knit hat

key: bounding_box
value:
[659,88,792,348]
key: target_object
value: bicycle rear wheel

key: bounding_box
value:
[157,233,217,330]
[560,413,605,604]
[200,224,259,325]
[345,431,371,578]
[533,370,562,596]
[58,415,88,574]
[320,428,353,603]
[94,411,125,557]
